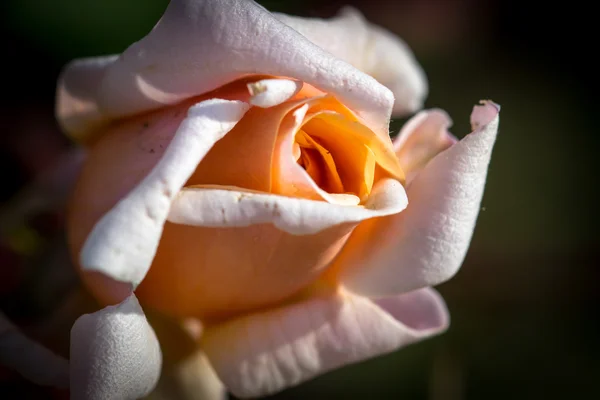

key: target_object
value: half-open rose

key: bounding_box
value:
[51,0,500,398]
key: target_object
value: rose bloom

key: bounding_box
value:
[52,0,499,398]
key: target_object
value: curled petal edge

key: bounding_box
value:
[57,0,395,141]
[168,178,408,235]
[80,98,250,287]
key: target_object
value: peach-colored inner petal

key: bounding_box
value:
[271,92,404,204]
[295,129,344,194]
[301,114,377,200]
[69,77,406,320]
[185,105,280,192]
[136,221,354,319]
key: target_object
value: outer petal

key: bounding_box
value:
[80,99,249,287]
[202,287,448,398]
[168,178,408,235]
[0,312,69,388]
[336,101,500,296]
[275,7,428,115]
[55,55,118,137]
[70,294,162,400]
[56,0,394,140]
[393,109,457,180]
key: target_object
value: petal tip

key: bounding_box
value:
[471,100,500,131]
[70,294,162,400]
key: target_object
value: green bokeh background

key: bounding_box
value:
[0,0,596,399]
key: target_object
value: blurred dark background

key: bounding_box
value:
[0,0,596,399]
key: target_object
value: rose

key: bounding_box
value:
[51,0,500,398]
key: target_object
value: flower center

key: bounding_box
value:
[292,113,379,203]
[294,129,345,194]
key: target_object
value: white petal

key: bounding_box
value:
[0,312,69,388]
[57,0,394,139]
[275,6,428,115]
[80,99,249,286]
[337,101,500,296]
[168,178,407,235]
[70,294,162,400]
[247,78,302,108]
[202,287,448,398]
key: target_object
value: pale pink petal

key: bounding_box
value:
[202,287,448,398]
[70,294,162,400]
[0,312,69,388]
[275,6,428,115]
[337,101,500,296]
[167,178,407,235]
[393,109,457,180]
[80,99,249,287]
[56,0,394,139]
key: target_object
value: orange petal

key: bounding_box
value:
[296,129,345,193]
[313,111,404,182]
[188,85,329,194]
[136,220,354,319]
[272,95,404,202]
[186,105,280,192]
[301,113,377,200]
